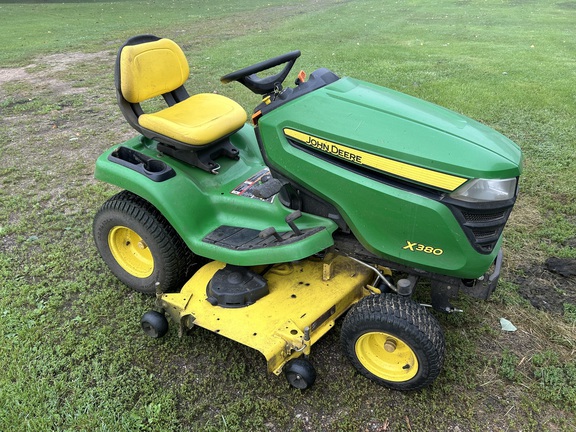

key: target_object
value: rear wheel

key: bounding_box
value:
[341,294,445,390]
[93,191,194,294]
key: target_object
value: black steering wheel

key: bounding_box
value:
[220,50,301,95]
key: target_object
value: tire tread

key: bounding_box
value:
[93,191,194,293]
[341,294,445,390]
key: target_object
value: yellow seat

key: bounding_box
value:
[139,94,246,146]
[116,35,247,172]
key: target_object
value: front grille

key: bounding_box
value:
[446,200,516,254]
[471,228,499,240]
[460,210,507,223]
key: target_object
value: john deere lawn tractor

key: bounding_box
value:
[93,35,522,390]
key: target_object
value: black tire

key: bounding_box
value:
[141,310,169,338]
[284,358,317,390]
[341,294,445,391]
[93,190,194,294]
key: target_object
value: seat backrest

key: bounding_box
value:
[118,37,190,104]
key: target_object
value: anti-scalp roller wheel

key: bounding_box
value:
[284,358,317,390]
[141,310,169,338]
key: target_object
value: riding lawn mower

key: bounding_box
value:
[93,35,523,390]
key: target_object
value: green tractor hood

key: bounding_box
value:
[267,77,522,188]
[258,76,523,278]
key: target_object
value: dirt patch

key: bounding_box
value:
[0,67,32,84]
[0,51,110,95]
[515,254,576,314]
[1,47,132,209]
[41,51,109,73]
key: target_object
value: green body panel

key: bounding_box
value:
[258,77,523,278]
[96,76,522,279]
[95,124,337,266]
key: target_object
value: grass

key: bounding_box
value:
[1,0,576,430]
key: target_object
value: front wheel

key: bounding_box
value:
[341,294,445,391]
[93,191,194,294]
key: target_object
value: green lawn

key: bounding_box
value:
[1,0,575,430]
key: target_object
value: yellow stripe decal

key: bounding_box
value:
[284,129,467,191]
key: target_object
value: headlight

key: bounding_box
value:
[450,178,517,202]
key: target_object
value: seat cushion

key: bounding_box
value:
[139,93,247,146]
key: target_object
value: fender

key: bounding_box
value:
[95,125,337,266]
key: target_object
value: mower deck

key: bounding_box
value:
[158,254,375,375]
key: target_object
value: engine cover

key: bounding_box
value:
[257,76,523,278]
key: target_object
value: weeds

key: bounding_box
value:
[532,351,576,409]
[499,350,520,382]
[564,303,576,325]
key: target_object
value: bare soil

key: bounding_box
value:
[516,255,576,314]
[0,52,108,95]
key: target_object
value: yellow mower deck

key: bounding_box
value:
[159,254,375,375]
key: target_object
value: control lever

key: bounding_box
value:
[259,227,283,242]
[252,177,283,199]
[285,211,303,236]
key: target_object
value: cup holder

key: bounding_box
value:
[144,159,167,174]
[109,146,175,182]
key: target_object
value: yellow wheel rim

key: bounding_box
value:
[355,332,419,382]
[108,226,154,278]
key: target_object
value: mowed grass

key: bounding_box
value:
[1,0,576,431]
